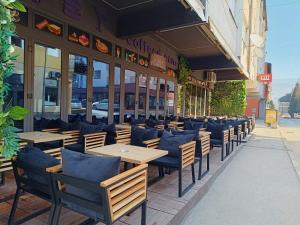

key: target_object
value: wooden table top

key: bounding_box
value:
[86,143,168,164]
[19,131,71,143]
[170,121,184,125]
[115,124,132,130]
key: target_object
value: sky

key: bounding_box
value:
[266,0,300,104]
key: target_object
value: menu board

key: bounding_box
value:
[93,36,112,55]
[125,49,137,64]
[115,45,122,59]
[138,55,149,68]
[68,26,90,47]
[35,14,63,37]
[11,6,28,26]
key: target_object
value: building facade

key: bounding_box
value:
[5,0,267,131]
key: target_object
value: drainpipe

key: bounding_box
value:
[247,0,253,74]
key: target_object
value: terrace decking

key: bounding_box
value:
[0,140,248,225]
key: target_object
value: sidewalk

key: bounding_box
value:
[182,122,300,225]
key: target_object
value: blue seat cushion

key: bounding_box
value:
[79,122,104,144]
[211,139,222,146]
[150,156,179,168]
[62,149,120,219]
[207,123,227,140]
[158,131,195,157]
[17,146,60,185]
[65,143,84,153]
[131,126,158,147]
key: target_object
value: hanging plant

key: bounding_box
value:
[0,0,28,159]
[176,56,191,85]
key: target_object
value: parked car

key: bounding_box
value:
[71,99,82,109]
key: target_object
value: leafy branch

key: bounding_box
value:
[0,0,28,159]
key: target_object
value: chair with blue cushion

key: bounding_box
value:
[8,147,60,225]
[210,129,229,161]
[198,135,210,180]
[143,132,196,197]
[228,127,235,154]
[49,150,148,225]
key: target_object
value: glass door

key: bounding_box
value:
[158,78,165,119]
[124,69,136,122]
[138,74,147,119]
[4,36,25,130]
[92,60,109,124]
[68,54,88,122]
[33,43,61,125]
[149,76,158,118]
[167,80,175,116]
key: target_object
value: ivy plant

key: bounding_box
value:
[210,81,247,116]
[0,0,28,159]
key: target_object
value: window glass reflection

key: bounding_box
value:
[124,69,136,119]
[68,54,87,121]
[138,74,147,118]
[34,44,61,120]
[92,60,109,123]
[149,76,157,116]
[167,80,174,116]
[114,66,121,123]
[4,37,25,129]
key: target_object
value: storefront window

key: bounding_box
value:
[124,69,136,119]
[68,54,87,120]
[167,80,175,116]
[138,74,147,118]
[149,76,157,117]
[92,60,109,122]
[158,78,165,119]
[114,66,121,123]
[4,36,25,129]
[34,43,61,120]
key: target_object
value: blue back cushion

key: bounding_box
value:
[158,131,195,157]
[172,129,199,140]
[62,149,120,205]
[103,123,117,145]
[207,122,227,139]
[17,147,60,184]
[131,126,158,147]
[79,122,104,144]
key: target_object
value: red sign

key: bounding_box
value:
[257,73,272,83]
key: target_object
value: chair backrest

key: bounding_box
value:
[200,135,210,156]
[229,127,234,141]
[62,130,80,146]
[0,141,27,173]
[180,141,196,169]
[223,130,229,144]
[143,138,160,149]
[154,124,165,130]
[115,129,131,145]
[84,132,106,151]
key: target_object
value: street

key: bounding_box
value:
[182,120,300,225]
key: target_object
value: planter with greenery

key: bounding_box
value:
[0,0,28,159]
[210,80,247,116]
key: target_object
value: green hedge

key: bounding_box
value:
[210,81,246,116]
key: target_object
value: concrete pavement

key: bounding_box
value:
[182,121,300,225]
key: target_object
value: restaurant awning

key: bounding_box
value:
[96,0,248,80]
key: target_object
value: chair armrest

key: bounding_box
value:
[100,164,148,222]
[143,138,160,149]
[179,141,196,169]
[46,164,62,173]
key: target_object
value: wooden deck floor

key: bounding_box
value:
[0,143,243,225]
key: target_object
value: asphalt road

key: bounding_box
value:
[182,121,300,225]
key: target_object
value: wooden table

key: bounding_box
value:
[86,143,168,164]
[170,121,184,125]
[115,124,132,130]
[19,131,71,144]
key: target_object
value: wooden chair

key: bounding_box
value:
[235,125,243,146]
[50,164,148,225]
[198,135,210,180]
[228,127,235,153]
[41,128,60,133]
[0,141,27,186]
[242,121,248,139]
[61,130,81,146]
[210,129,229,161]
[8,158,57,225]
[144,138,196,197]
[84,132,106,151]
[115,129,131,145]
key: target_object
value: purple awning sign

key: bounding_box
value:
[64,0,81,20]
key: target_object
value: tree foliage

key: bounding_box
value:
[0,0,28,159]
[288,82,300,118]
[210,81,247,116]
